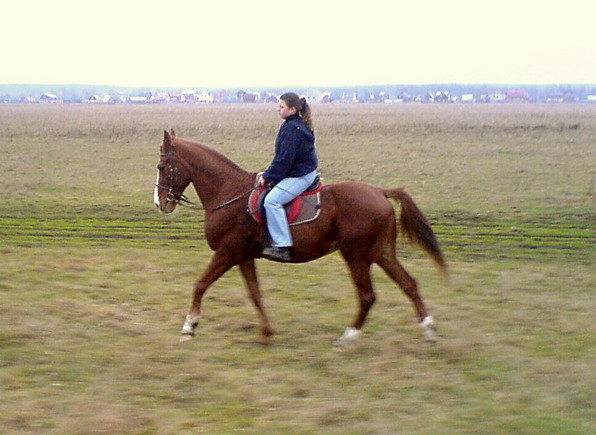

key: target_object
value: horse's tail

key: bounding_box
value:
[383,188,447,273]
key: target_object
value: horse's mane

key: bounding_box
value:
[175,137,251,176]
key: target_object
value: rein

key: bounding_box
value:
[156,151,256,211]
[178,188,256,211]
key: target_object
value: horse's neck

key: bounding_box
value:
[179,141,253,207]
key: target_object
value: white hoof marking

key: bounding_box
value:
[333,327,362,348]
[181,314,199,335]
[420,315,438,342]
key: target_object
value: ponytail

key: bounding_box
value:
[280,92,314,132]
[299,97,314,132]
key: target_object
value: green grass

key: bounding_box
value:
[0,103,594,433]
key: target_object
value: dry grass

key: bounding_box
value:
[2,103,593,211]
[0,103,594,433]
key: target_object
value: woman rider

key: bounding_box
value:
[258,92,318,261]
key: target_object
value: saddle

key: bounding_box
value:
[248,175,323,226]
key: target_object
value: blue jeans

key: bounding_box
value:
[264,170,318,247]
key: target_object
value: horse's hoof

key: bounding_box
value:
[179,334,194,343]
[257,336,272,346]
[333,338,357,351]
[424,330,438,343]
[420,316,438,343]
[333,327,362,349]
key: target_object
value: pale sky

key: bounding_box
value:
[2,0,594,88]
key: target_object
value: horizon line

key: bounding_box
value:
[2,82,595,89]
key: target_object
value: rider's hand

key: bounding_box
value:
[258,175,266,187]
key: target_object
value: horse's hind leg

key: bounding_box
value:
[335,260,376,347]
[377,257,437,342]
[238,259,273,345]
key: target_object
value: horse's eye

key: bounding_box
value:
[157,163,165,171]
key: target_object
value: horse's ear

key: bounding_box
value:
[163,129,176,149]
[170,129,176,138]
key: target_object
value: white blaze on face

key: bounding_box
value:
[154,170,160,208]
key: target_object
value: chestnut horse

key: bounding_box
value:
[154,130,446,346]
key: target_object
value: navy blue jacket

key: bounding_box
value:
[262,114,318,185]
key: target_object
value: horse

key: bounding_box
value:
[154,130,447,346]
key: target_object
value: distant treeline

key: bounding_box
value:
[1,83,595,103]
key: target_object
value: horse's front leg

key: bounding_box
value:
[180,251,235,342]
[238,259,273,345]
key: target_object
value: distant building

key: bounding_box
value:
[545,91,578,103]
[106,93,126,104]
[129,96,149,103]
[478,90,505,103]
[434,91,450,103]
[39,93,59,103]
[304,89,323,102]
[212,90,231,103]
[396,92,412,103]
[506,89,530,103]
[546,94,564,103]
[169,93,185,103]
[197,92,214,103]
[263,93,278,104]
[369,92,389,103]
[85,95,103,103]
[153,91,171,103]
[238,91,259,103]
[182,90,198,103]
[491,90,507,102]
[340,91,358,103]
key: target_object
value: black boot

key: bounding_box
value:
[262,246,291,261]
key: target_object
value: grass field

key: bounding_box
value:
[0,103,594,433]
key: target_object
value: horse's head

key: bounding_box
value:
[154,129,192,213]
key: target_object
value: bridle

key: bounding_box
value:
[156,150,188,205]
[155,150,255,211]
